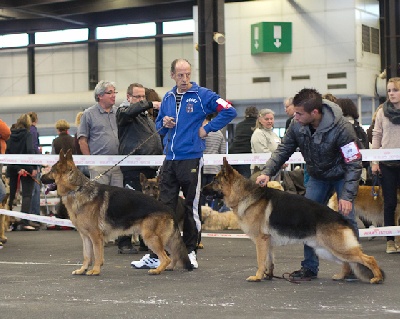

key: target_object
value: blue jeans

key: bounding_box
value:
[30,171,41,215]
[301,176,358,275]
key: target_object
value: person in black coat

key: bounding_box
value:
[6,114,38,230]
[228,106,258,178]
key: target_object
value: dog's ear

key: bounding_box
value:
[65,149,73,161]
[222,157,234,176]
[59,149,65,162]
[139,173,147,185]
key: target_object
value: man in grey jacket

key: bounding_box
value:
[256,88,362,281]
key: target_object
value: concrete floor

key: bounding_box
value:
[0,229,399,319]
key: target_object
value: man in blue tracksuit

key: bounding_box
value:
[131,58,236,270]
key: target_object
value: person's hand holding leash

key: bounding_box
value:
[256,174,270,187]
[163,116,175,128]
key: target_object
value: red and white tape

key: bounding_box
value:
[1,208,399,238]
[1,148,400,166]
[0,209,74,228]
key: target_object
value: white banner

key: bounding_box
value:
[1,149,400,166]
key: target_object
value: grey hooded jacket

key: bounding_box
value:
[262,100,362,202]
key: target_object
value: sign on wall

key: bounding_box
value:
[251,22,292,54]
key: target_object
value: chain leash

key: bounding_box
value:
[91,125,165,182]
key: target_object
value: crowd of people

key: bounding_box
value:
[1,62,399,272]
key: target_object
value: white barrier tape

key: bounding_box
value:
[202,232,249,239]
[1,149,400,166]
[0,209,75,228]
[358,226,400,238]
[1,207,399,237]
[203,226,400,239]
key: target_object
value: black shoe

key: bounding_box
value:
[290,267,317,280]
[118,246,138,254]
[344,271,359,282]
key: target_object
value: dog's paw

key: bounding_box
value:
[370,277,383,284]
[246,275,262,282]
[86,269,100,276]
[148,269,161,275]
[72,268,87,275]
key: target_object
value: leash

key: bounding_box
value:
[16,170,41,194]
[371,173,381,200]
[91,125,165,182]
[264,272,301,284]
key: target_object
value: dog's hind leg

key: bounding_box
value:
[264,238,275,280]
[72,233,94,275]
[165,228,193,271]
[0,214,6,243]
[347,251,384,284]
[144,235,171,275]
[246,234,269,282]
[332,262,352,281]
[319,227,384,284]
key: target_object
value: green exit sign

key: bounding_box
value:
[251,22,292,54]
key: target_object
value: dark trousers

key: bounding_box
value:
[118,168,157,249]
[8,172,35,226]
[232,164,251,178]
[159,159,201,253]
[379,164,400,241]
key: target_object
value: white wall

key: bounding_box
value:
[0,48,28,96]
[1,0,381,133]
[224,0,380,100]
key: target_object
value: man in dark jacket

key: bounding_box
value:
[256,88,362,281]
[228,106,258,178]
[116,82,162,254]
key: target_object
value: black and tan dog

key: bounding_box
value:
[41,149,193,276]
[202,158,384,284]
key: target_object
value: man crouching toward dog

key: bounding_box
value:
[256,88,362,282]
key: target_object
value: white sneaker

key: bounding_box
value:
[131,254,160,269]
[188,251,198,269]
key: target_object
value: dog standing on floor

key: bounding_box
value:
[202,158,384,284]
[329,185,400,228]
[41,149,193,276]
[0,194,10,246]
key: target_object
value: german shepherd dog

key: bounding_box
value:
[41,149,193,276]
[0,194,10,245]
[139,173,202,248]
[202,158,384,284]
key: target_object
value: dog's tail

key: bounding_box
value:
[169,227,194,271]
[351,263,385,283]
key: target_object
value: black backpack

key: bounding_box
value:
[353,120,370,171]
[353,120,369,150]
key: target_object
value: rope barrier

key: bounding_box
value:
[1,148,400,167]
[1,208,399,238]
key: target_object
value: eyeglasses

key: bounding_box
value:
[104,91,118,95]
[130,95,146,99]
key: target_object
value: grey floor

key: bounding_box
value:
[0,229,399,319]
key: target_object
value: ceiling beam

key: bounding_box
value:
[0,2,194,34]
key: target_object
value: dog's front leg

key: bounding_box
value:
[246,234,269,282]
[86,232,104,276]
[73,233,92,275]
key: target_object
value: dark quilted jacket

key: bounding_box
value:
[262,100,362,202]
